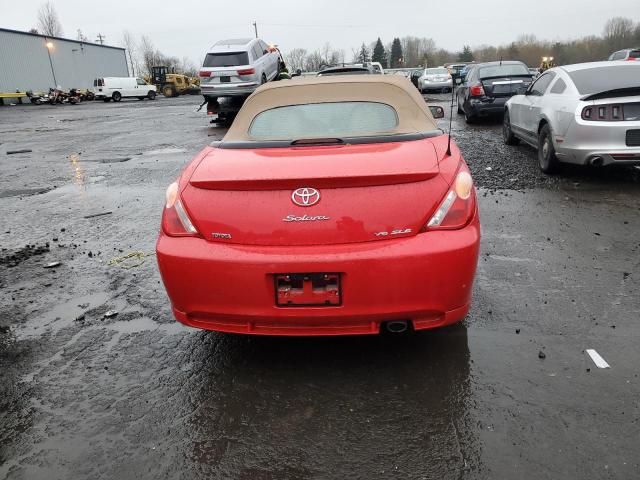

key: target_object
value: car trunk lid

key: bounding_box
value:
[183,139,449,246]
[481,75,533,97]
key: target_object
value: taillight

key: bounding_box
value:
[162,182,199,237]
[237,68,256,76]
[582,104,628,121]
[198,71,211,77]
[469,84,485,96]
[425,169,475,230]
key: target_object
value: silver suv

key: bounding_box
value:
[199,38,280,101]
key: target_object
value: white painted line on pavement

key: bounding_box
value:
[586,349,610,369]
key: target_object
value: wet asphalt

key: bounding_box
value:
[0,93,639,480]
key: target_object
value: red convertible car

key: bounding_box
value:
[157,75,480,335]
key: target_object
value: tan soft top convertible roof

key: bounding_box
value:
[223,75,438,142]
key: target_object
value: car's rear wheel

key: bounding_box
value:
[261,74,267,85]
[503,110,520,145]
[457,96,463,114]
[538,124,560,174]
[148,91,156,100]
[112,91,122,102]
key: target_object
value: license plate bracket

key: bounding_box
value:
[220,76,231,83]
[275,273,341,307]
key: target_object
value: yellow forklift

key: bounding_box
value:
[146,66,201,97]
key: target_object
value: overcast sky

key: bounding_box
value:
[2,0,638,64]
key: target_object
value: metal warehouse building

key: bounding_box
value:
[0,27,129,93]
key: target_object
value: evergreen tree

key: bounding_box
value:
[457,45,474,62]
[372,37,388,67]
[390,38,403,68]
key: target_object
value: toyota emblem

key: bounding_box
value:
[291,187,320,207]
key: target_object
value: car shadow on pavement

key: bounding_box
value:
[180,324,480,478]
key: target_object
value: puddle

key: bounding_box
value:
[18,291,111,339]
[0,187,54,198]
[68,153,86,188]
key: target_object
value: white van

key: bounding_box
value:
[92,77,157,102]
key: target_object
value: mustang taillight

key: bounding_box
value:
[426,168,475,230]
[469,84,485,97]
[162,182,199,237]
[582,104,631,121]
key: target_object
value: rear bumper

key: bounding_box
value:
[468,97,508,116]
[156,214,480,336]
[421,80,453,90]
[200,82,258,98]
[556,121,640,165]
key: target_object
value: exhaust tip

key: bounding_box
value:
[385,321,409,334]
[589,156,604,167]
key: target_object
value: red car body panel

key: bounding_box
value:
[183,140,449,246]
[156,133,480,336]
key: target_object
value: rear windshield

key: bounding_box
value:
[425,68,448,74]
[630,50,640,59]
[478,64,530,78]
[203,52,250,68]
[249,102,398,140]
[569,65,640,95]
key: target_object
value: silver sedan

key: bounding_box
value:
[417,67,453,93]
[503,61,640,173]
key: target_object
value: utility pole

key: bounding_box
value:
[252,21,258,38]
[96,33,105,45]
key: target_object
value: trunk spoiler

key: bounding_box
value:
[581,87,640,101]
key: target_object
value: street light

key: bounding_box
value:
[45,39,58,87]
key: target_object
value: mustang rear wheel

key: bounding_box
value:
[503,111,519,145]
[538,124,560,174]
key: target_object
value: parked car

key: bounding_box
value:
[199,38,280,102]
[370,62,385,74]
[503,61,640,173]
[608,48,640,61]
[91,77,157,102]
[417,67,453,93]
[528,67,540,76]
[446,63,470,82]
[156,75,479,336]
[410,69,422,88]
[457,61,533,123]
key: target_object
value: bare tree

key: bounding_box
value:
[76,29,88,42]
[139,35,159,76]
[286,48,308,72]
[305,51,324,72]
[37,2,63,37]
[180,56,197,76]
[122,30,138,76]
[603,17,634,51]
